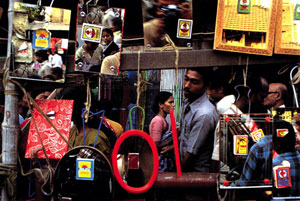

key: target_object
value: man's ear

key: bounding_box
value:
[275,91,281,100]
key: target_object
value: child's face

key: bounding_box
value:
[102,31,113,45]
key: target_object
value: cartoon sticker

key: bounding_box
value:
[251,128,264,142]
[32,29,51,49]
[234,135,248,155]
[295,4,300,20]
[81,23,103,43]
[274,166,292,188]
[76,158,95,181]
[177,19,193,39]
[238,0,251,14]
[277,129,289,138]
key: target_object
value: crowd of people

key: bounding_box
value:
[30,48,64,81]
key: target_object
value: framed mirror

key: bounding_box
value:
[274,0,300,55]
[75,3,125,75]
[142,0,193,51]
[12,2,71,82]
[214,0,277,56]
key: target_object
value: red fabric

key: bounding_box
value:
[25,100,74,159]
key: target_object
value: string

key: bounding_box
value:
[243,56,249,87]
[160,34,180,119]
[84,78,92,123]
[278,64,291,75]
[129,106,145,131]
[81,108,105,147]
[136,51,141,106]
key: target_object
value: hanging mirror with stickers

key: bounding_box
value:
[142,0,193,50]
[75,2,125,75]
[12,2,71,82]
[274,0,300,55]
[219,114,273,190]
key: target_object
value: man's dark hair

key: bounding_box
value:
[50,67,63,80]
[152,91,173,114]
[112,17,122,30]
[43,75,55,81]
[273,119,296,153]
[187,67,211,87]
[102,28,114,37]
[35,50,48,61]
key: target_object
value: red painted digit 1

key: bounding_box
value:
[169,109,182,177]
[111,130,159,194]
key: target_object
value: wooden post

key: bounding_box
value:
[2,0,19,200]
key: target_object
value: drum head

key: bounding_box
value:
[53,146,114,201]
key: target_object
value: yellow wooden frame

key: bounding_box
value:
[274,0,300,55]
[214,0,277,56]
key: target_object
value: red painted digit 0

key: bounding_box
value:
[112,129,159,194]
[169,109,182,177]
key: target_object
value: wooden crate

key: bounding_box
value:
[214,0,277,56]
[274,0,300,55]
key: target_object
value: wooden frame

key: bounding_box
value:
[274,0,300,55]
[214,0,277,56]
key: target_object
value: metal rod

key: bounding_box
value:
[290,66,299,107]
[1,0,19,200]
[154,173,218,189]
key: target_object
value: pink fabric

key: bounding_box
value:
[149,115,168,142]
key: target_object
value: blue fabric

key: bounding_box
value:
[273,151,300,197]
[238,135,272,186]
[19,114,24,124]
[158,128,175,172]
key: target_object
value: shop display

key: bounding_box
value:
[275,0,300,55]
[214,0,277,56]
[219,114,273,189]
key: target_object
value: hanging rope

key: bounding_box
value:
[243,56,249,87]
[84,78,92,123]
[136,51,141,106]
[278,64,291,75]
[160,34,179,86]
[160,34,180,119]
[2,56,11,87]
[291,65,300,85]
[0,163,17,199]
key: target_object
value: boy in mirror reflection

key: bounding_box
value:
[75,41,103,71]
[143,0,192,47]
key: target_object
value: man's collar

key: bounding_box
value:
[185,93,207,113]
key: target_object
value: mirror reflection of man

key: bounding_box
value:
[75,41,103,71]
[143,0,192,47]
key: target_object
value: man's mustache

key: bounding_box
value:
[184,88,190,93]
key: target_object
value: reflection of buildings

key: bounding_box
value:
[28,7,71,31]
[223,0,270,48]
[281,0,300,48]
